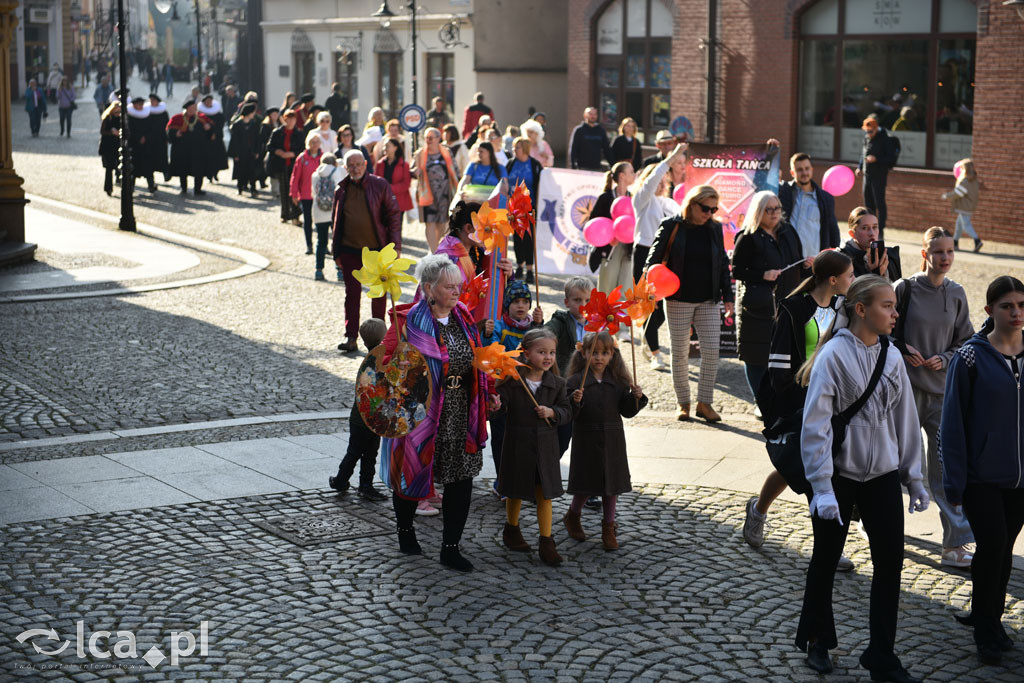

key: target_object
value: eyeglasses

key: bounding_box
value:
[765,206,783,214]
[696,203,719,214]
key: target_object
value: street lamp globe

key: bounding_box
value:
[372,1,395,27]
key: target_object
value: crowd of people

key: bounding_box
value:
[74,81,1023,679]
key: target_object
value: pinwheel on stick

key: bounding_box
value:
[459,272,489,311]
[578,287,630,388]
[623,275,659,401]
[507,182,539,303]
[351,243,417,338]
[473,343,552,425]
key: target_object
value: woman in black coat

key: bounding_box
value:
[147,94,170,182]
[265,110,303,221]
[645,184,735,423]
[730,191,807,403]
[257,107,279,190]
[227,103,261,197]
[610,117,643,171]
[99,101,121,196]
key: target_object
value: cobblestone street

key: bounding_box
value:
[2,97,1023,680]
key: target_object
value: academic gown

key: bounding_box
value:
[227,118,260,184]
[147,103,170,179]
[166,112,214,179]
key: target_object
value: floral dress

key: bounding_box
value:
[420,152,452,223]
[433,317,482,484]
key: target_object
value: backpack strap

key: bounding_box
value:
[661,221,682,266]
[840,336,889,422]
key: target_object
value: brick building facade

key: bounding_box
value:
[567,0,1024,245]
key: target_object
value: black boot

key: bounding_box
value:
[397,527,422,555]
[806,641,832,674]
[440,543,473,572]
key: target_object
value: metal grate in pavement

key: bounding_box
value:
[252,507,393,546]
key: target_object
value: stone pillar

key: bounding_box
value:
[0,0,35,265]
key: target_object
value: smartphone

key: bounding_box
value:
[870,240,885,262]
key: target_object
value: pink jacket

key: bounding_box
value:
[289,150,322,200]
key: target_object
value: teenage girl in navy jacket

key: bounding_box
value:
[940,275,1024,665]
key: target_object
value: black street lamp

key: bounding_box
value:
[373,1,418,143]
[115,0,135,231]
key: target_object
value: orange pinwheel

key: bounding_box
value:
[470,203,514,253]
[473,343,526,381]
[581,286,631,335]
[459,272,489,309]
[624,274,658,322]
[507,182,536,239]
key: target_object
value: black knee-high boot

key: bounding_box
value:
[393,493,420,555]
[440,478,474,572]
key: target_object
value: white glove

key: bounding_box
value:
[809,491,843,525]
[908,481,930,514]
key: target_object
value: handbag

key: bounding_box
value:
[763,335,889,494]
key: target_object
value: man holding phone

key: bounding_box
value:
[840,206,901,281]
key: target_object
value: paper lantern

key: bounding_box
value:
[647,264,680,299]
[610,195,635,220]
[821,165,856,197]
[613,215,635,244]
[583,217,614,247]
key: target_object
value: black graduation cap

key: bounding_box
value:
[300,93,315,104]
[149,93,162,102]
[264,107,280,115]
[201,93,214,101]
[182,98,196,108]
[131,96,146,104]
[240,103,256,116]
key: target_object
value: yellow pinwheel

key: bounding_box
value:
[351,243,416,301]
[470,203,514,253]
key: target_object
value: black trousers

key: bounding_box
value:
[393,477,473,546]
[632,244,665,353]
[59,107,73,135]
[104,168,114,194]
[962,484,1024,644]
[513,231,535,266]
[179,175,203,193]
[279,170,300,220]
[335,411,380,489]
[862,171,888,237]
[796,470,904,672]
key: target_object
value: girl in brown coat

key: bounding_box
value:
[564,331,647,550]
[497,329,572,566]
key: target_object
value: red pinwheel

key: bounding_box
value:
[581,287,631,336]
[507,182,536,239]
[459,272,489,310]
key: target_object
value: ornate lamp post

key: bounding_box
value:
[372,0,418,109]
[115,0,135,230]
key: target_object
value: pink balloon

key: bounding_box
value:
[583,217,614,247]
[610,195,635,220]
[953,164,963,179]
[821,165,856,197]
[672,183,687,205]
[613,215,635,244]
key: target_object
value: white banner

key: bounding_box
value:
[535,168,606,277]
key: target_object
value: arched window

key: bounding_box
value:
[797,0,977,169]
[594,0,673,135]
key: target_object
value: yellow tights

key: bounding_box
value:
[506,485,553,537]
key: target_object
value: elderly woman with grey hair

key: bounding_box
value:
[379,253,497,572]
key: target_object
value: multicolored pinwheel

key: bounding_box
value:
[458,272,489,310]
[470,203,514,253]
[351,243,416,301]
[581,286,631,336]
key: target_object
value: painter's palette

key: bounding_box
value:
[356,342,432,438]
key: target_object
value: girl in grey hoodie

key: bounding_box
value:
[795,275,927,683]
[894,227,975,568]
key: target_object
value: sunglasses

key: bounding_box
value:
[696,203,719,214]
[765,206,783,214]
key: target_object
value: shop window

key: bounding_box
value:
[333,50,358,127]
[378,53,403,119]
[593,0,672,136]
[427,53,455,115]
[797,0,976,169]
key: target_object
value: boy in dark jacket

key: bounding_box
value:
[329,318,388,501]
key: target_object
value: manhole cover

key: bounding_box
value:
[253,508,393,546]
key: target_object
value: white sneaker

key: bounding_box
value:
[427,494,443,509]
[415,501,440,516]
[649,353,668,371]
[742,496,766,548]
[941,545,974,568]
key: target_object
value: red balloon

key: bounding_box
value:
[647,264,680,299]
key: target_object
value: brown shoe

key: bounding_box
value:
[538,536,562,566]
[337,338,358,353]
[563,509,586,541]
[676,403,690,421]
[695,401,721,422]
[601,521,619,550]
[502,523,530,552]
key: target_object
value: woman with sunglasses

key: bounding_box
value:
[731,190,810,407]
[646,185,735,422]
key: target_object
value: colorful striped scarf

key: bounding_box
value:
[379,299,489,499]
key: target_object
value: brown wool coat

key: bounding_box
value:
[565,372,647,496]
[496,371,572,501]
